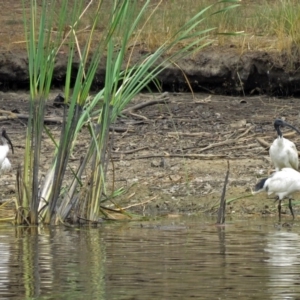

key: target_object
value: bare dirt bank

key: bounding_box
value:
[1,47,300,96]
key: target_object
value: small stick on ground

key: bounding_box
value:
[121,93,170,120]
[112,146,148,154]
[199,139,236,152]
[121,196,158,210]
[122,92,170,113]
[127,112,149,120]
[0,111,63,124]
[112,153,230,160]
[225,143,258,151]
[216,160,230,225]
[236,125,255,140]
[167,132,213,138]
[256,137,270,149]
[109,126,135,133]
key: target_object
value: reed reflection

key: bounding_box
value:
[5,227,105,299]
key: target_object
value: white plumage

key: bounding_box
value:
[253,168,300,220]
[0,129,13,174]
[269,119,300,171]
[0,158,11,173]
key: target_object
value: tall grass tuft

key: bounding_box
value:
[260,0,300,60]
[19,0,240,225]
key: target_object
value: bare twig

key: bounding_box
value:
[283,131,299,138]
[112,153,231,160]
[0,111,62,124]
[236,125,255,140]
[109,126,135,133]
[167,132,213,138]
[0,110,139,133]
[195,126,254,153]
[225,143,258,151]
[122,93,170,113]
[127,112,149,120]
[256,137,270,149]
[112,146,148,154]
[199,139,236,152]
[121,196,158,210]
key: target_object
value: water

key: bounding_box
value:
[1,217,300,299]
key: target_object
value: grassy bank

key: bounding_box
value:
[2,0,300,54]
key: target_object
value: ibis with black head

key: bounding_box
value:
[253,168,300,221]
[0,128,14,174]
[269,119,300,171]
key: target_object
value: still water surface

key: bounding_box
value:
[0,216,300,299]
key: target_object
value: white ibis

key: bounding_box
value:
[0,129,13,174]
[253,168,300,221]
[269,119,300,171]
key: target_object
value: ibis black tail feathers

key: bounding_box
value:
[254,177,268,193]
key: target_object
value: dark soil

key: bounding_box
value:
[1,90,300,220]
[2,46,300,96]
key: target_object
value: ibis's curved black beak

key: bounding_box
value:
[274,119,300,135]
[2,129,14,154]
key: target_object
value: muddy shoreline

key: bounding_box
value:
[0,90,300,220]
[1,47,300,96]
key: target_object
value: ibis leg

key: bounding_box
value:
[278,200,282,223]
[289,198,295,220]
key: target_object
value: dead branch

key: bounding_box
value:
[251,147,268,153]
[164,118,204,123]
[112,146,148,154]
[109,126,135,133]
[199,139,236,152]
[283,131,299,138]
[167,132,213,138]
[0,110,138,133]
[121,196,158,210]
[126,112,149,120]
[225,143,258,151]
[237,134,259,142]
[122,92,170,113]
[236,125,255,140]
[139,92,169,99]
[0,92,170,124]
[112,153,231,160]
[195,126,255,153]
[0,110,63,124]
[256,137,270,149]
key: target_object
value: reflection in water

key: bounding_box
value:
[217,226,226,255]
[265,231,300,299]
[2,227,105,299]
[104,220,271,299]
[0,218,300,299]
[0,236,10,298]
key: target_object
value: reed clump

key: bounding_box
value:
[15,0,242,225]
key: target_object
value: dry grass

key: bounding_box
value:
[2,0,300,54]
